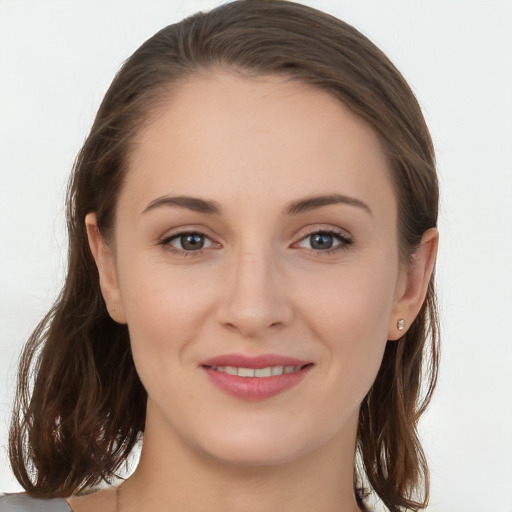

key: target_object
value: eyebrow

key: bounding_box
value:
[285,194,372,216]
[141,193,372,216]
[142,195,222,215]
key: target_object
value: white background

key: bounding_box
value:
[1,1,511,511]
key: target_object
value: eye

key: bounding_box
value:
[294,229,352,253]
[160,232,216,255]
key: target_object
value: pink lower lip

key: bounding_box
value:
[202,365,312,401]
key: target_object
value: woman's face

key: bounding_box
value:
[90,70,411,467]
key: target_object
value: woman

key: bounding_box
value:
[2,1,439,511]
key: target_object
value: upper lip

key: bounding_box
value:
[199,353,311,369]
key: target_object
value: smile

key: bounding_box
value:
[208,365,303,377]
[200,355,313,401]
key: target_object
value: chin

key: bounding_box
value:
[202,437,310,468]
[188,415,339,469]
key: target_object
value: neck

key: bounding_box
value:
[120,402,362,512]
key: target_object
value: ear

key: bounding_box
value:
[85,213,127,324]
[388,227,438,340]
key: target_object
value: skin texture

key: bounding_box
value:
[76,70,438,512]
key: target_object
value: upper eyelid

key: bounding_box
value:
[295,226,352,241]
[159,226,218,242]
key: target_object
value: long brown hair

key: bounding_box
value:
[9,1,439,510]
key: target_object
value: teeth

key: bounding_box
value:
[238,367,255,377]
[255,367,272,377]
[225,366,238,376]
[211,365,301,377]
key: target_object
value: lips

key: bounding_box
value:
[209,365,302,377]
[201,353,310,369]
[200,354,313,401]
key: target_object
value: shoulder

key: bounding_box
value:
[0,493,71,512]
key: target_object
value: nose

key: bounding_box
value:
[216,247,294,338]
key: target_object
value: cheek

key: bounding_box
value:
[115,254,217,383]
[299,259,398,395]
[119,253,213,330]
[301,257,398,340]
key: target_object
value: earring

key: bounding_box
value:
[111,306,116,313]
[397,319,405,331]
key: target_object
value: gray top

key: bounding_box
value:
[0,493,71,512]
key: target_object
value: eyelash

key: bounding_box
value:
[159,232,216,257]
[159,228,353,257]
[295,228,353,255]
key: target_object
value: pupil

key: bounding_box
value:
[181,234,203,250]
[311,233,333,250]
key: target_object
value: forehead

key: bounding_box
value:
[124,69,396,220]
